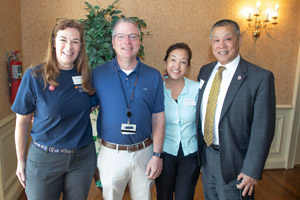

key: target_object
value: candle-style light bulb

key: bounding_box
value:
[274,3,279,18]
[266,8,271,21]
[256,1,261,14]
[248,7,253,20]
[275,3,279,12]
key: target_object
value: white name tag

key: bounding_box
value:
[121,123,136,134]
[184,99,196,106]
[72,76,82,85]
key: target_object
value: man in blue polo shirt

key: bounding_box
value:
[92,18,165,200]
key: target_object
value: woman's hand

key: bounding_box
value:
[16,160,26,188]
[15,113,32,188]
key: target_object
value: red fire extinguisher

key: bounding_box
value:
[7,51,23,104]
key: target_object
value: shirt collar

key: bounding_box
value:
[164,77,189,97]
[114,57,141,73]
[216,54,240,70]
[181,77,189,96]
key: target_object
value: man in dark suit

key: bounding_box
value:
[196,19,276,199]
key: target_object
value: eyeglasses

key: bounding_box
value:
[113,33,140,41]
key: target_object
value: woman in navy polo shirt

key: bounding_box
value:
[11,19,96,200]
[155,43,201,200]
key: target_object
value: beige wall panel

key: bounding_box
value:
[0,0,22,120]
[1,131,17,184]
[295,129,300,165]
[265,106,294,169]
[20,0,300,105]
[0,114,23,200]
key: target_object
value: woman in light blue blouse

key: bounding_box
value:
[156,43,200,200]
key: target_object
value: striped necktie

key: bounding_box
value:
[204,66,226,146]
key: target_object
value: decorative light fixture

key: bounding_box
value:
[246,1,279,37]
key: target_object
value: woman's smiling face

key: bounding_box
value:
[54,27,81,70]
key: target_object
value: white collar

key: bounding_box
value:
[121,68,133,75]
[216,54,240,70]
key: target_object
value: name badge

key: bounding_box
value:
[121,123,136,134]
[184,99,196,106]
[72,76,82,85]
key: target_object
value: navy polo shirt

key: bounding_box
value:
[11,65,93,149]
[92,58,164,145]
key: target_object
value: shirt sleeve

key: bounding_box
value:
[90,93,99,107]
[11,68,36,115]
[152,71,165,113]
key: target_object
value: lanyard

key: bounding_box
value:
[114,59,140,124]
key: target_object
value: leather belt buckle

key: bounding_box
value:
[127,145,137,152]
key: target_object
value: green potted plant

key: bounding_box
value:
[78,0,149,190]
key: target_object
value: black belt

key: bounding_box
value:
[210,144,220,151]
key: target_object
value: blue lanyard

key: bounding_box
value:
[114,59,141,124]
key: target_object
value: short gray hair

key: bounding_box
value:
[112,18,141,38]
[210,19,240,40]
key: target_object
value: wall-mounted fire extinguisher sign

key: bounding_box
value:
[7,51,23,104]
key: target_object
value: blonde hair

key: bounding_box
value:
[34,18,95,95]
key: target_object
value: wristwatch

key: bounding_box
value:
[153,152,164,158]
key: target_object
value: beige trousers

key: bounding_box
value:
[97,143,153,200]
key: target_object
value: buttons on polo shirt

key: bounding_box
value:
[126,78,128,81]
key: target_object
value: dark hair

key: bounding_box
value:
[210,19,240,40]
[164,42,192,66]
[33,18,95,95]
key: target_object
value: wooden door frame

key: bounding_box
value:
[288,45,300,168]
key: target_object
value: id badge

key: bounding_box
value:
[121,123,136,134]
[184,99,196,106]
[72,76,82,85]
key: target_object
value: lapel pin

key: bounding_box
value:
[49,85,55,91]
[237,75,242,80]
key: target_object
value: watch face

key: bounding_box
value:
[153,152,164,158]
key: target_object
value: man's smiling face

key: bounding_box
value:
[210,24,241,65]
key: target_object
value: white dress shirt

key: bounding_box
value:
[201,55,240,145]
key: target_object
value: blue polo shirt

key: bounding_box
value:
[163,77,199,156]
[92,58,164,145]
[11,65,93,149]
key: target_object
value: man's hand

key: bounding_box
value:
[145,156,163,179]
[236,173,257,196]
[16,160,26,188]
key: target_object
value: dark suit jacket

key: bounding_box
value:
[196,57,276,183]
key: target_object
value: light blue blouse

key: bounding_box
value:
[163,77,199,156]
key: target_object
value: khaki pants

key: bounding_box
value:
[97,143,153,200]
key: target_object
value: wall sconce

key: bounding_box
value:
[246,1,279,38]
